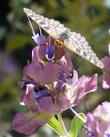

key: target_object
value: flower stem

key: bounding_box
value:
[57,113,69,137]
[70,107,86,123]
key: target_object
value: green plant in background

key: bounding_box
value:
[1,0,110,137]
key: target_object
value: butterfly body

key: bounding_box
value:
[23,8,104,69]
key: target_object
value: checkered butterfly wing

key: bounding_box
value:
[23,8,104,69]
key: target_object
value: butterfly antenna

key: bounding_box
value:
[38,26,42,36]
[48,35,51,45]
[27,16,36,36]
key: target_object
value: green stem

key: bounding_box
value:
[57,113,69,137]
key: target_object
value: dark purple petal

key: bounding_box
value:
[34,89,50,102]
[59,73,66,82]
[32,34,46,45]
[12,112,49,135]
[45,45,55,61]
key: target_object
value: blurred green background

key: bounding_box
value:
[0,0,110,137]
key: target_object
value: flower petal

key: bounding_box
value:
[85,102,110,137]
[32,47,41,63]
[20,84,38,112]
[32,34,46,45]
[73,73,97,105]
[24,62,62,84]
[45,45,55,61]
[38,97,58,114]
[102,57,110,72]
[58,52,73,74]
[12,112,49,135]
[84,74,98,92]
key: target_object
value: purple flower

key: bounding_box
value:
[85,102,110,137]
[23,42,73,84]
[0,53,19,79]
[12,70,97,135]
[12,34,98,135]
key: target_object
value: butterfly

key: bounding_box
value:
[23,8,104,69]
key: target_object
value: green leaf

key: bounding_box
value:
[47,116,65,136]
[69,113,86,137]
